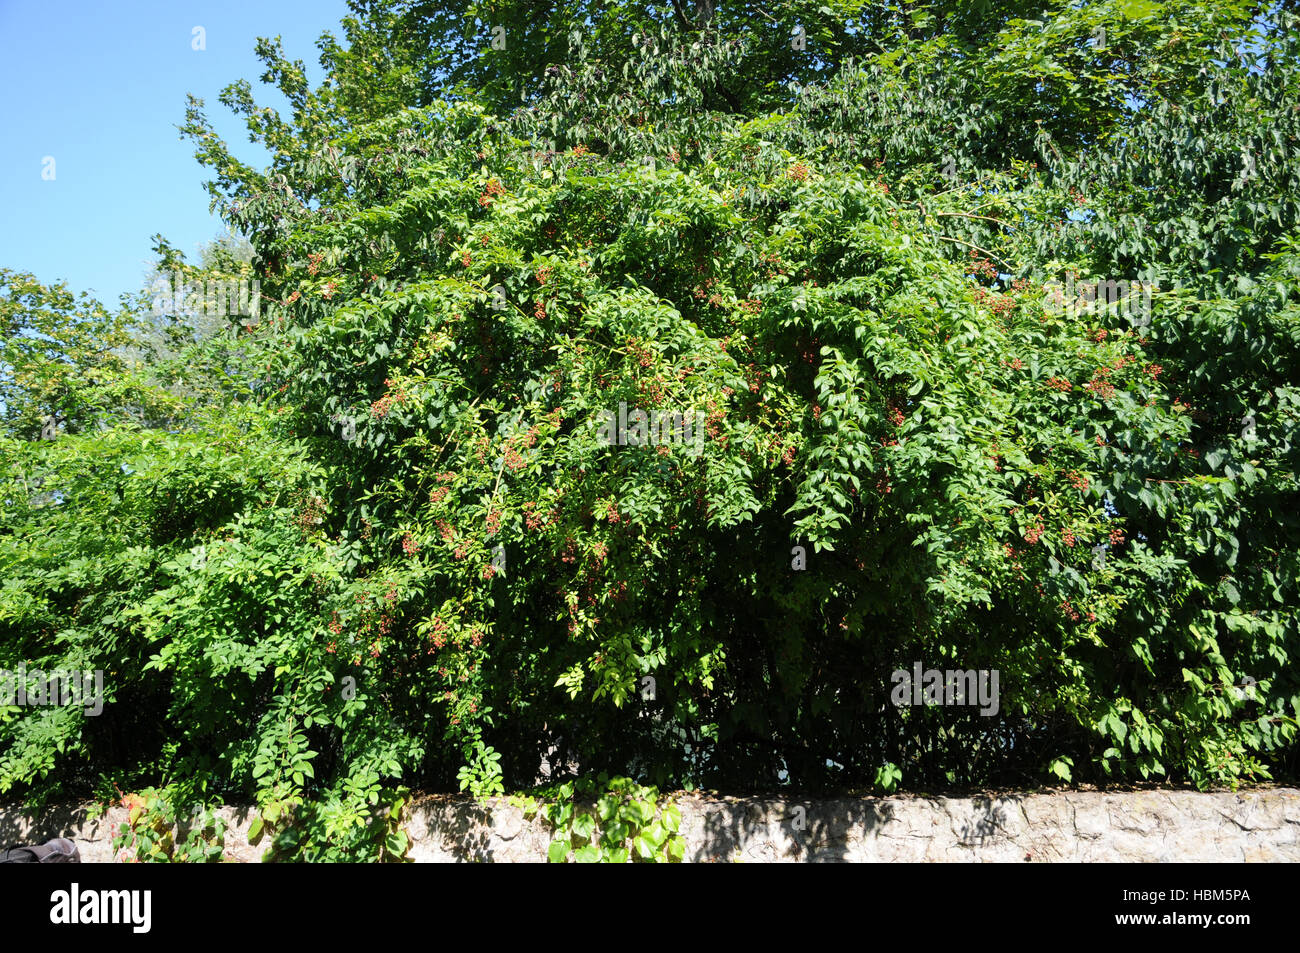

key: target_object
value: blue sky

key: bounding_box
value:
[0,0,350,307]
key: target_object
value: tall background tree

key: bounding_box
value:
[2,0,1296,860]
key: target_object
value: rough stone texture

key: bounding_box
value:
[5,789,1297,862]
[0,804,264,864]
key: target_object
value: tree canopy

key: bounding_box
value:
[2,0,1298,860]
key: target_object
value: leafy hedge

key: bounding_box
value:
[2,1,1298,860]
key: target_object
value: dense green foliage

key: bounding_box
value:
[516,775,686,863]
[3,1,1298,860]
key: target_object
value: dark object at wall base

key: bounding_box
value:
[0,838,81,863]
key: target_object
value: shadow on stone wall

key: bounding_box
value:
[0,803,116,862]
[957,796,1016,848]
[5,788,1298,862]
[690,796,897,862]
[408,799,505,863]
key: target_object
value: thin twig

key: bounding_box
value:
[930,174,993,198]
[933,211,1009,226]
[490,409,527,505]
[935,235,1016,271]
[426,393,487,473]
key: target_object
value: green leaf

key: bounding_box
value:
[1048,757,1074,782]
[666,836,686,863]
[547,837,570,864]
[572,812,596,840]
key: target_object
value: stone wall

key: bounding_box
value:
[5,788,1297,862]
